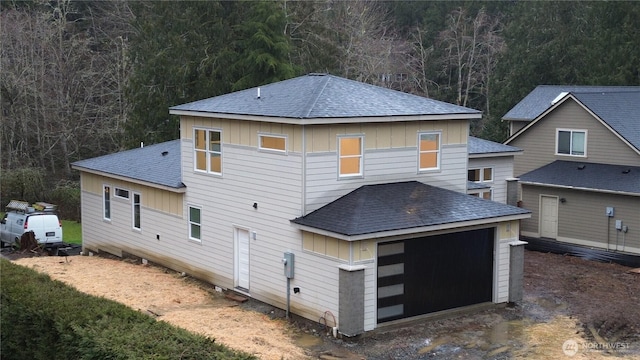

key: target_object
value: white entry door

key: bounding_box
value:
[540,195,558,239]
[234,227,250,291]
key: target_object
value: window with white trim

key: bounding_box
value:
[115,188,130,199]
[103,185,111,220]
[468,167,493,182]
[188,206,201,241]
[194,128,222,174]
[556,129,586,156]
[418,132,441,171]
[339,136,363,177]
[470,189,493,200]
[259,134,287,153]
[132,193,141,230]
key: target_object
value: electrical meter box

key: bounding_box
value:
[283,252,294,279]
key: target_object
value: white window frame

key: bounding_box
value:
[258,133,287,154]
[188,205,202,242]
[468,167,494,183]
[555,129,587,157]
[103,185,111,221]
[194,128,222,175]
[132,192,141,231]
[470,189,493,200]
[114,187,130,200]
[418,131,441,172]
[338,135,364,179]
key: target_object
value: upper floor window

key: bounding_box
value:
[188,205,201,241]
[468,167,493,182]
[259,134,286,153]
[194,128,222,174]
[339,136,363,178]
[115,188,129,199]
[103,185,111,221]
[418,132,441,171]
[556,129,586,156]
[470,189,492,200]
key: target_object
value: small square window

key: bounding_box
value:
[115,188,129,199]
[557,129,586,156]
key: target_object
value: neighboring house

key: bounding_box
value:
[467,136,522,203]
[504,86,640,255]
[73,74,530,335]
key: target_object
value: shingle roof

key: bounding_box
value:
[519,161,640,195]
[468,136,521,155]
[502,85,639,122]
[72,140,184,189]
[291,181,530,236]
[571,91,640,151]
[170,73,481,120]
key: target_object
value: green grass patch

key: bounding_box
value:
[62,219,82,244]
[0,259,255,360]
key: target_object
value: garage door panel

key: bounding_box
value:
[377,228,494,323]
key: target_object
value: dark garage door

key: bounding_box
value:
[377,228,494,323]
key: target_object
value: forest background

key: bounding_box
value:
[1,0,639,220]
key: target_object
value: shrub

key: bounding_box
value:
[0,259,255,360]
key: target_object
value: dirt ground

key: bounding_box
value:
[4,248,640,359]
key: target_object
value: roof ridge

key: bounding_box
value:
[301,74,331,118]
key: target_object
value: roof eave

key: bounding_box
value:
[469,151,523,158]
[291,213,531,241]
[170,109,481,124]
[519,180,640,197]
[72,166,186,193]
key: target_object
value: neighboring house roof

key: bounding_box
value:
[169,73,481,123]
[468,136,522,157]
[291,181,530,240]
[519,160,640,196]
[72,140,185,191]
[504,88,640,152]
[570,91,640,151]
[502,85,640,122]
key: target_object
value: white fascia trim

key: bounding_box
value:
[292,214,531,241]
[468,151,523,159]
[519,180,640,197]
[73,167,186,193]
[170,109,481,125]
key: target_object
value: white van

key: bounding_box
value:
[0,200,63,247]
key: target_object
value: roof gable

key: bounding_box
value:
[170,73,481,122]
[502,85,639,122]
[291,181,529,238]
[505,90,640,153]
[72,140,184,190]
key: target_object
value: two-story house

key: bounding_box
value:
[73,74,530,335]
[504,86,640,256]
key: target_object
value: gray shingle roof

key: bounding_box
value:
[72,140,184,189]
[170,73,481,120]
[468,136,521,155]
[291,181,530,236]
[519,161,640,195]
[502,85,639,121]
[571,91,640,151]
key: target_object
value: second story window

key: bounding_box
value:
[132,193,141,231]
[468,167,493,182]
[556,129,586,156]
[418,132,441,171]
[194,129,222,174]
[339,136,363,178]
[115,188,130,200]
[259,134,286,153]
